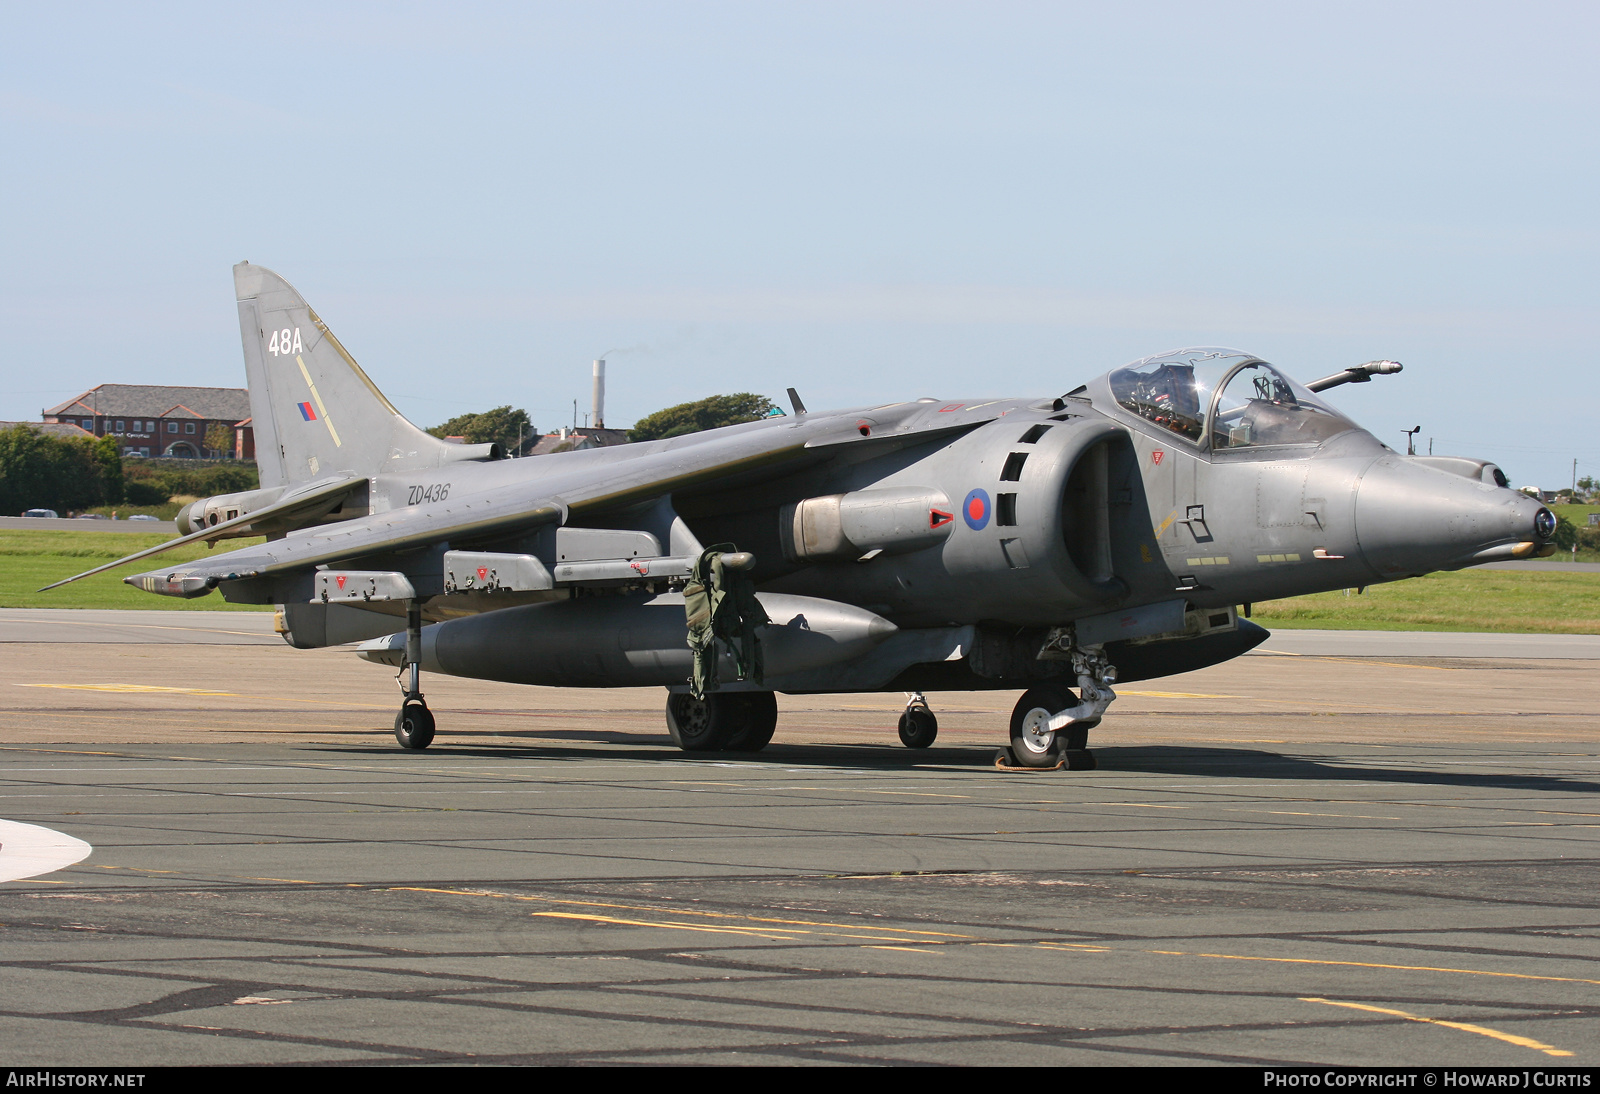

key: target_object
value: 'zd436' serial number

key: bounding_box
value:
[407,483,451,505]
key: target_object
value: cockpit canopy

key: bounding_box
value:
[1107,348,1357,451]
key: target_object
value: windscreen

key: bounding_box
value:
[1108,349,1253,444]
[1211,361,1356,449]
[1109,348,1356,451]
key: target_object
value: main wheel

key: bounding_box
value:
[723,692,778,752]
[898,708,938,748]
[1008,685,1076,768]
[665,693,737,751]
[394,701,435,750]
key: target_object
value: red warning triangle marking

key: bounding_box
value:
[477,567,488,580]
[335,574,346,590]
[929,509,953,528]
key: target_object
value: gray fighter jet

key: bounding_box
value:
[53,264,1557,767]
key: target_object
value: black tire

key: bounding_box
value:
[723,692,778,752]
[897,708,938,748]
[665,693,737,751]
[1008,685,1076,768]
[1064,749,1098,771]
[394,701,435,750]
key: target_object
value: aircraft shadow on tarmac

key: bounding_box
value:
[308,737,1600,793]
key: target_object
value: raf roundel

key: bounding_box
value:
[962,488,991,531]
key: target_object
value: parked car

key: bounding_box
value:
[75,513,107,520]
[22,509,59,518]
[128,514,161,521]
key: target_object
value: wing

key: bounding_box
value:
[123,399,1014,598]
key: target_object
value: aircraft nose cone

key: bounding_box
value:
[1354,456,1551,578]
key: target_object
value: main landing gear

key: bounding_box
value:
[393,601,434,750]
[665,691,778,753]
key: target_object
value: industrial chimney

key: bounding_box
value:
[591,360,606,429]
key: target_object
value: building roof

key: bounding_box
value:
[45,385,252,422]
[0,420,95,439]
[527,427,631,456]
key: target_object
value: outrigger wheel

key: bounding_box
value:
[394,699,435,750]
[898,692,938,749]
[665,691,779,753]
[1009,685,1097,770]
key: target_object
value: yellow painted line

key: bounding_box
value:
[390,887,974,939]
[1301,997,1572,1057]
[855,790,975,800]
[1259,810,1405,820]
[1119,690,1240,699]
[1153,510,1179,538]
[1144,948,1600,988]
[12,684,396,712]
[296,354,341,447]
[866,945,940,954]
[16,684,238,696]
[532,910,811,939]
[0,618,272,638]
[1253,650,1461,672]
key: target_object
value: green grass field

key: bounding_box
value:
[1251,568,1600,633]
[0,530,271,611]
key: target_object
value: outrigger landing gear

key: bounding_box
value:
[393,601,434,750]
[898,692,938,749]
[1006,644,1117,770]
[664,691,778,753]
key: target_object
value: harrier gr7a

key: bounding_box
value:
[51,264,1557,767]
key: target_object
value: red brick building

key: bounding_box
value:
[43,385,254,460]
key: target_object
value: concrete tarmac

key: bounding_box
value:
[1,612,1598,1066]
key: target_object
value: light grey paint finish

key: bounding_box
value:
[1073,598,1188,646]
[120,274,1564,698]
[235,264,495,486]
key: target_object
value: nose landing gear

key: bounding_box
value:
[1004,645,1117,770]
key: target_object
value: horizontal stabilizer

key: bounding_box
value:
[38,476,361,592]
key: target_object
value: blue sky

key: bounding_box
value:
[3,2,1595,487]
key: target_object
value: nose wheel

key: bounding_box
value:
[1008,685,1100,771]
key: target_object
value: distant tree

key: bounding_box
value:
[0,426,123,513]
[426,406,533,453]
[91,435,123,505]
[123,460,257,503]
[628,394,778,442]
[1553,515,1578,552]
[204,422,234,457]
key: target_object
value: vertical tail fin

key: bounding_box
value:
[235,263,486,487]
